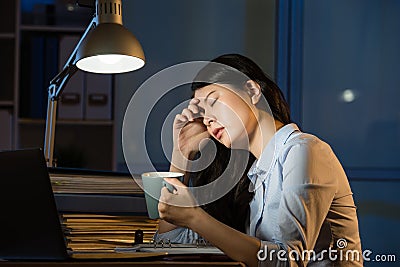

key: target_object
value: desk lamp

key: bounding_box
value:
[44,0,145,167]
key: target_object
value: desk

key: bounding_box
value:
[0,261,245,266]
[1,252,245,267]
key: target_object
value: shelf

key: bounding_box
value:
[55,193,146,214]
[20,25,85,34]
[0,33,15,39]
[0,101,14,108]
[19,118,114,126]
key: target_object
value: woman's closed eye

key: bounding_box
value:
[209,97,218,107]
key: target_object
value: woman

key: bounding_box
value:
[157,54,362,266]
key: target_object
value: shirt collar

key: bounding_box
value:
[248,123,300,179]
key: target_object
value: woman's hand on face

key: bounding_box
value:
[173,98,210,157]
[158,178,199,228]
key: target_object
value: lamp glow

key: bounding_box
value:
[98,55,122,65]
[77,54,145,73]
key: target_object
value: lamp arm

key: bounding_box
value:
[44,16,97,167]
[49,16,97,99]
[49,65,78,99]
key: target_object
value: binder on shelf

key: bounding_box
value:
[20,35,58,119]
[44,37,59,91]
[85,73,112,120]
[0,109,12,150]
[0,39,15,102]
[43,36,59,116]
[58,35,84,120]
[29,36,46,119]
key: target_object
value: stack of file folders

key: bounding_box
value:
[50,172,143,195]
[61,213,159,253]
[49,170,156,253]
[48,170,147,214]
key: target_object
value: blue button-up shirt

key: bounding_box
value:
[248,123,362,266]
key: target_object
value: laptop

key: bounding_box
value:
[0,148,69,260]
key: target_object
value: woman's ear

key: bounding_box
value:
[245,80,262,104]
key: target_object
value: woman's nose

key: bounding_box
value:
[203,116,215,126]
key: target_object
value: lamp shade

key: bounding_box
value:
[75,23,145,74]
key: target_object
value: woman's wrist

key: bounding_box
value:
[187,207,207,231]
[158,219,178,234]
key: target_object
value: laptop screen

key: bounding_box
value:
[0,148,69,260]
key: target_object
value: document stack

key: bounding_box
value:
[49,170,147,214]
[48,169,156,253]
[61,214,159,253]
[50,172,143,195]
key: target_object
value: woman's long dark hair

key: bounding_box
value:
[188,54,291,233]
[190,139,255,233]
